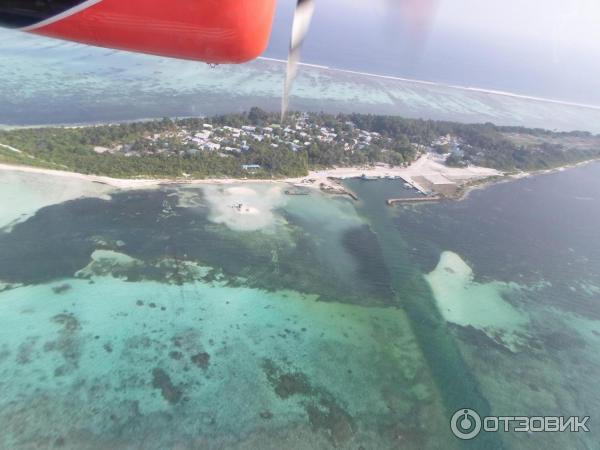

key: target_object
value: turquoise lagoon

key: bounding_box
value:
[2,28,600,133]
[0,176,450,449]
[1,164,600,449]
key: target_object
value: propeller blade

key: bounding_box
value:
[281,0,315,121]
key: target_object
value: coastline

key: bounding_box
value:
[453,158,600,202]
[2,157,597,205]
[3,155,596,234]
[0,154,502,196]
[0,162,167,190]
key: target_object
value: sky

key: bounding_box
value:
[265,0,600,105]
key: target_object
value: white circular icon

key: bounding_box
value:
[450,408,482,440]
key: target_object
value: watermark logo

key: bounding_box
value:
[450,408,589,440]
[450,409,482,440]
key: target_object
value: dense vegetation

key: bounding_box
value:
[339,114,600,171]
[1,108,599,178]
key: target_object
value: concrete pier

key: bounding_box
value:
[387,196,441,206]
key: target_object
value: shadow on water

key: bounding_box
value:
[346,179,506,449]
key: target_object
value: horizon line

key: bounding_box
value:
[257,57,600,112]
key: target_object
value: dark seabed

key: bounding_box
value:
[0,163,599,449]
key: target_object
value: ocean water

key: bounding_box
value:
[2,29,600,133]
[1,164,599,448]
[0,174,450,449]
[345,162,600,449]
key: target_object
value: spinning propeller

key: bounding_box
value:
[281,0,316,120]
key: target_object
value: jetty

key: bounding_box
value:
[387,196,441,206]
[319,180,358,200]
[344,190,359,201]
[284,189,310,196]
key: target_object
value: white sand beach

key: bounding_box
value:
[0,168,114,231]
[0,154,502,191]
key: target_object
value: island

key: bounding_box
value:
[1,108,599,199]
